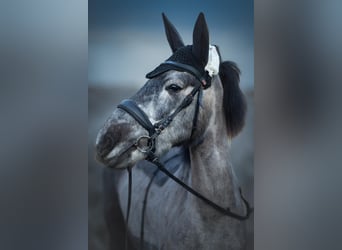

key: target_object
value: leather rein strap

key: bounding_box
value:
[152,159,253,220]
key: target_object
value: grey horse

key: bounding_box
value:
[96,13,249,250]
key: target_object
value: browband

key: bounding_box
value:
[162,61,205,82]
[161,61,211,89]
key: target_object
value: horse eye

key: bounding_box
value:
[166,84,182,92]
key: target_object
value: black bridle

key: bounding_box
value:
[117,61,253,249]
[118,61,208,158]
[118,82,202,159]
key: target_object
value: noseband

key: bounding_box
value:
[118,92,200,156]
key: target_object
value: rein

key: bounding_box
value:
[124,167,132,250]
[152,159,253,220]
[117,61,253,249]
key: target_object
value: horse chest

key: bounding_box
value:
[119,176,245,249]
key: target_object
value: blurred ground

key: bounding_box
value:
[89,85,254,250]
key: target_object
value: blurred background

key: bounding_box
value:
[89,0,254,249]
[2,1,341,250]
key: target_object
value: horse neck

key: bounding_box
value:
[189,103,241,214]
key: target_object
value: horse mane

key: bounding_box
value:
[219,61,247,137]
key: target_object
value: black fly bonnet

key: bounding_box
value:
[146,45,215,89]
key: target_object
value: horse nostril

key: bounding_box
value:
[97,132,115,159]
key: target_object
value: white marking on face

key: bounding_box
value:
[130,150,143,163]
[106,141,127,159]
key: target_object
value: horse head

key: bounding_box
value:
[96,13,246,169]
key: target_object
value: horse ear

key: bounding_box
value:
[219,61,247,137]
[192,12,209,66]
[162,13,185,52]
